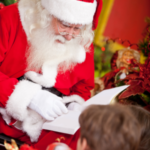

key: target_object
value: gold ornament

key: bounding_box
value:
[4,139,19,150]
[55,137,65,142]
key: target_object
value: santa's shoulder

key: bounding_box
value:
[0,4,19,21]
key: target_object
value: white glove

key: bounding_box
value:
[67,102,82,111]
[28,90,68,121]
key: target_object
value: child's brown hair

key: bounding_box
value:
[79,104,141,150]
[128,105,150,150]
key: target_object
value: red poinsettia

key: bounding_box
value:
[118,54,150,104]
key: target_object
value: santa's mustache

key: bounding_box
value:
[54,35,66,44]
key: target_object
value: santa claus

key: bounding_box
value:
[0,0,102,149]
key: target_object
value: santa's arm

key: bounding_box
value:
[62,45,95,105]
[62,77,94,105]
[0,72,19,107]
[0,11,19,107]
[0,10,41,122]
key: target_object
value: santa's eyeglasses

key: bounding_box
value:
[56,19,84,38]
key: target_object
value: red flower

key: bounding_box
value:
[118,54,150,102]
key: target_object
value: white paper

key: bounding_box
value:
[83,85,129,108]
[43,110,81,134]
[42,85,128,134]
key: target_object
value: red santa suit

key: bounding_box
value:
[0,0,102,149]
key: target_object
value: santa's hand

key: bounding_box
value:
[67,102,82,111]
[28,90,68,121]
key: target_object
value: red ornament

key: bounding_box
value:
[20,144,38,150]
[46,143,72,150]
[0,3,5,9]
[101,47,105,51]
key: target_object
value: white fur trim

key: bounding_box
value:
[41,0,97,25]
[0,108,11,125]
[6,80,42,121]
[13,121,23,130]
[0,108,45,142]
[62,95,85,105]
[22,109,45,142]
[25,63,57,87]
[4,80,44,142]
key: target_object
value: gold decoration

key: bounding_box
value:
[55,137,65,142]
[4,139,19,150]
[94,0,115,47]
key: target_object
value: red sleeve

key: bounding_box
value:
[0,9,19,107]
[70,77,94,101]
[70,45,95,101]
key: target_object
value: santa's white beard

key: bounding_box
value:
[26,24,84,73]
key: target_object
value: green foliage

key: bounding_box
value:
[0,0,16,6]
[138,17,150,57]
[139,39,150,57]
[94,43,113,78]
[115,79,125,87]
[140,91,150,104]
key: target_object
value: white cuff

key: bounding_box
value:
[6,80,42,121]
[0,107,11,125]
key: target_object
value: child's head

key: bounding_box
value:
[77,104,141,150]
[128,105,150,150]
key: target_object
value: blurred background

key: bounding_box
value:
[0,0,150,78]
[93,0,150,77]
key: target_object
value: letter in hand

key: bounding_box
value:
[28,90,68,121]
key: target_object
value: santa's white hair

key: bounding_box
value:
[20,0,94,73]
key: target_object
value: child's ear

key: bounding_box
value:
[81,138,90,150]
